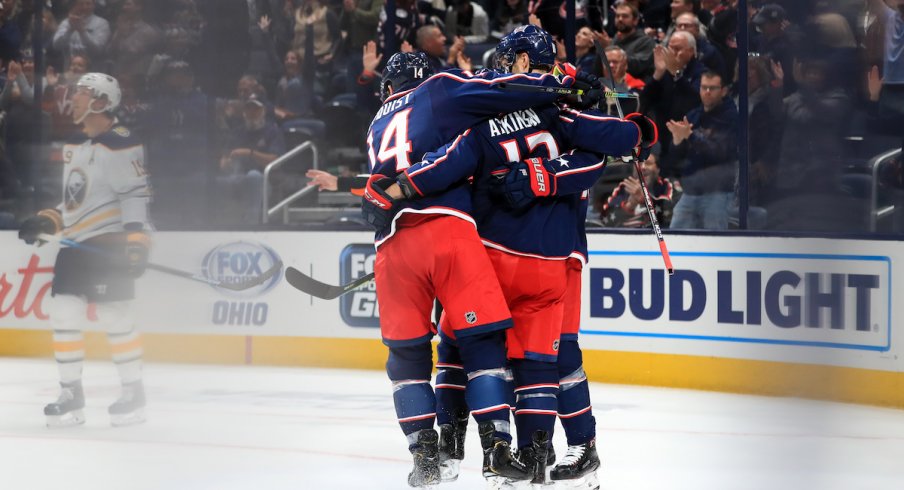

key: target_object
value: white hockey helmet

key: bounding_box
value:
[76,72,122,113]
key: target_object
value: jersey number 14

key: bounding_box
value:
[367,109,413,172]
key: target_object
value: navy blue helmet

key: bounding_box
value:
[381,52,435,101]
[495,25,557,73]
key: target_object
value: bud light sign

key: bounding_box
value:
[584,251,891,351]
[340,244,379,328]
[202,241,282,327]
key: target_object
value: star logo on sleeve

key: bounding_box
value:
[555,156,570,168]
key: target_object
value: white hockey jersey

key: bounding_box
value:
[60,124,152,242]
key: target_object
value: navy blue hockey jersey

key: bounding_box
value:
[403,106,640,259]
[366,69,575,246]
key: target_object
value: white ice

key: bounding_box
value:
[1,358,903,490]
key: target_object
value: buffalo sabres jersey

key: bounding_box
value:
[60,123,151,242]
[403,106,640,260]
[367,68,575,246]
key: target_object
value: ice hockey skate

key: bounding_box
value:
[45,381,86,428]
[550,439,601,490]
[478,421,531,489]
[438,410,469,482]
[108,380,147,427]
[407,428,440,488]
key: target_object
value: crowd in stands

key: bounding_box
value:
[0,0,902,233]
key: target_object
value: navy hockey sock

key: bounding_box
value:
[511,358,559,449]
[456,330,513,441]
[387,344,436,447]
[436,337,468,426]
[557,338,596,446]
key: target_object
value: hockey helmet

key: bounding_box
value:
[76,72,122,113]
[381,51,434,101]
[495,25,557,73]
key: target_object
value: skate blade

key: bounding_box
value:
[552,472,600,490]
[439,459,461,482]
[46,410,86,428]
[110,408,147,427]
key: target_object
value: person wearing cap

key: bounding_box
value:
[752,3,795,95]
[17,72,153,428]
[217,92,286,224]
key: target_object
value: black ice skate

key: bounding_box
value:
[108,380,147,427]
[44,381,86,428]
[520,430,551,485]
[438,410,469,482]
[549,439,601,490]
[407,428,440,488]
[478,420,531,487]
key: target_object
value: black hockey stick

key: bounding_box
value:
[595,39,675,275]
[496,81,639,99]
[284,266,374,300]
[37,233,283,291]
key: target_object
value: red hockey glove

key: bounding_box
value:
[624,113,658,161]
[490,157,557,210]
[361,174,400,230]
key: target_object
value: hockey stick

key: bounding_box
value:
[36,233,283,291]
[595,40,675,275]
[284,266,374,300]
[496,81,639,99]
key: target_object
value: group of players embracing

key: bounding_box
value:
[360,24,657,490]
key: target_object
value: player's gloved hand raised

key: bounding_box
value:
[625,113,658,161]
[361,174,401,230]
[562,71,603,110]
[124,230,150,278]
[18,209,62,245]
[490,157,557,210]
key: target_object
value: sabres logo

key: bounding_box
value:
[112,126,131,137]
[64,168,88,211]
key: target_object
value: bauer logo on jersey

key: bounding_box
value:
[64,169,88,210]
[201,241,283,298]
[339,244,380,328]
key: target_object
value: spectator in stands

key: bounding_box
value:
[747,53,782,207]
[0,49,37,193]
[52,0,110,67]
[217,93,286,224]
[641,30,703,175]
[354,39,382,114]
[600,152,678,228]
[0,0,22,64]
[663,0,711,44]
[751,3,795,95]
[667,70,738,230]
[108,0,162,82]
[611,2,655,80]
[378,0,420,57]
[415,25,472,72]
[491,0,529,39]
[342,0,384,51]
[291,0,340,95]
[144,59,212,227]
[675,12,728,82]
[444,0,490,44]
[868,0,904,122]
[195,0,251,99]
[574,26,596,74]
[602,45,643,115]
[247,11,285,96]
[45,53,90,142]
[275,50,312,123]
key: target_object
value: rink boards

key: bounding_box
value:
[0,230,902,408]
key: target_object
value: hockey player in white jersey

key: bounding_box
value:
[18,73,152,428]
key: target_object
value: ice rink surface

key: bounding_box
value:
[1,358,903,490]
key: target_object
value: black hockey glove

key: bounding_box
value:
[624,113,658,161]
[490,157,557,210]
[563,71,603,110]
[18,209,62,245]
[361,174,401,230]
[124,229,150,278]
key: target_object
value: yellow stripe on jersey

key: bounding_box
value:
[63,208,121,236]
